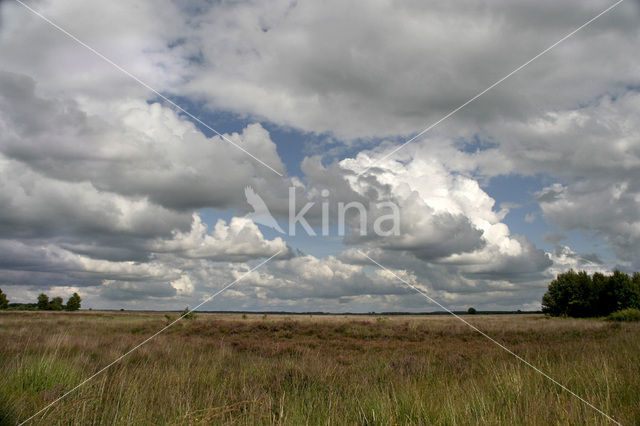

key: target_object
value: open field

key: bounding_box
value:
[0,311,638,425]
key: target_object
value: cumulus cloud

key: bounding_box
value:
[0,70,295,305]
[0,71,286,211]
[338,150,551,272]
[153,215,291,261]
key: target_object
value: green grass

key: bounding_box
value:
[0,311,638,425]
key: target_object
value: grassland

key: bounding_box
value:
[0,311,638,425]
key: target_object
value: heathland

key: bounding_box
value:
[0,311,638,425]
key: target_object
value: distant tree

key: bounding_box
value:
[0,288,8,310]
[467,307,477,315]
[37,293,49,310]
[50,297,64,311]
[66,293,81,311]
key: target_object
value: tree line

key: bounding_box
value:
[542,270,640,317]
[0,288,81,311]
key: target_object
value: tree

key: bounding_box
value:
[50,297,64,311]
[37,293,49,310]
[567,271,594,317]
[591,272,609,316]
[467,307,477,315]
[66,293,81,311]
[543,270,640,317]
[0,288,8,310]
[542,270,579,316]
[608,270,639,311]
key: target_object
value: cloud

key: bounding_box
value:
[338,150,551,272]
[0,153,189,241]
[547,245,610,276]
[537,180,640,270]
[152,215,292,262]
[174,0,640,139]
[0,71,286,212]
[1,0,639,311]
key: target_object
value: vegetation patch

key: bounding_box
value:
[1,312,639,424]
[607,308,640,322]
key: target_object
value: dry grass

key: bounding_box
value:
[0,311,638,425]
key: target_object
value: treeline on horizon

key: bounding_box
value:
[0,289,81,311]
[542,270,640,317]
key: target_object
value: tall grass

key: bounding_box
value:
[0,311,638,425]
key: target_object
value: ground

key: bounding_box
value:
[0,311,638,425]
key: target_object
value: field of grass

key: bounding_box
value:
[0,311,638,425]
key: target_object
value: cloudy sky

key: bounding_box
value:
[1,0,639,311]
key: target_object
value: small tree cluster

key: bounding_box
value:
[0,288,8,310]
[36,292,82,311]
[542,270,640,317]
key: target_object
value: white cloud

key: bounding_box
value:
[153,215,291,262]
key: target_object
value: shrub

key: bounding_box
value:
[180,307,197,320]
[607,308,640,322]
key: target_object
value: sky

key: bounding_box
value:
[0,0,639,312]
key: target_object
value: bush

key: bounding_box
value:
[607,308,640,322]
[180,307,197,320]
